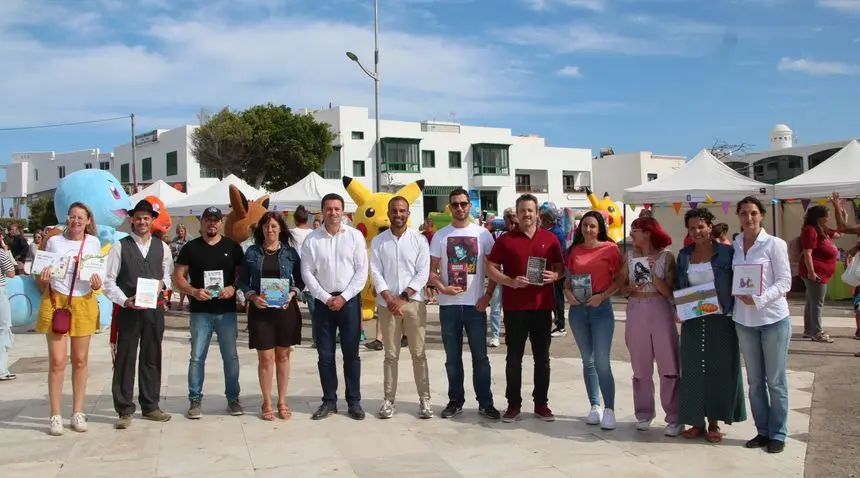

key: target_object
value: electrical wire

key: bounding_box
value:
[0,115,131,132]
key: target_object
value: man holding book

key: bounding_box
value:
[486,193,564,423]
[173,206,246,419]
[428,188,501,420]
[103,200,175,429]
[369,196,432,419]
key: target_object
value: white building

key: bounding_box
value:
[308,106,593,216]
[591,150,687,200]
[1,149,115,203]
[721,124,858,184]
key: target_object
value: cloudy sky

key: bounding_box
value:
[0,0,858,184]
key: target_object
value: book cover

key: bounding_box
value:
[570,274,592,303]
[260,278,291,308]
[78,253,106,280]
[135,278,160,309]
[30,250,69,279]
[204,270,224,296]
[673,283,722,321]
[630,257,652,284]
[732,264,763,296]
[526,256,547,286]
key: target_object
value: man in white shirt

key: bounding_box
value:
[429,188,501,421]
[301,193,369,420]
[370,196,432,419]
[103,200,174,429]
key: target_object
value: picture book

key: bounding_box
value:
[260,278,291,308]
[570,274,592,303]
[526,256,547,286]
[204,270,224,297]
[135,278,160,309]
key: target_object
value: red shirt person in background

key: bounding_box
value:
[799,205,839,343]
[487,194,563,423]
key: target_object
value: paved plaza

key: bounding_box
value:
[0,313,814,478]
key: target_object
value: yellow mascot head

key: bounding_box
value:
[342,176,425,320]
[585,187,624,243]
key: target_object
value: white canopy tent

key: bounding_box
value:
[269,172,357,212]
[167,174,266,216]
[623,149,774,204]
[774,140,860,199]
[129,180,188,205]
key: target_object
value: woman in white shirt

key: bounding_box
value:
[35,202,104,436]
[732,196,792,454]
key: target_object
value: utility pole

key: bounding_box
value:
[373,0,381,192]
[130,113,138,192]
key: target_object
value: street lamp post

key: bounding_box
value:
[346,0,381,192]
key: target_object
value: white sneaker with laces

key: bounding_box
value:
[585,405,602,425]
[551,329,567,338]
[600,408,617,430]
[635,418,652,431]
[488,337,500,348]
[377,399,395,419]
[49,415,63,436]
[70,412,88,433]
[664,423,682,437]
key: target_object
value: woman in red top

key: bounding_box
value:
[565,211,623,430]
[799,205,838,343]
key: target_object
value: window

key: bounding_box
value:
[422,150,436,168]
[808,148,841,170]
[84,163,92,169]
[141,157,152,181]
[351,131,365,140]
[99,161,110,170]
[381,138,421,173]
[725,161,748,175]
[120,163,130,183]
[646,173,658,181]
[448,151,462,168]
[200,167,221,178]
[321,147,341,179]
[34,169,39,181]
[57,166,66,179]
[752,155,803,184]
[166,151,178,176]
[515,174,531,193]
[471,143,510,176]
[352,160,366,177]
[562,172,590,193]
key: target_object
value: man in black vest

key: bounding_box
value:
[103,200,175,429]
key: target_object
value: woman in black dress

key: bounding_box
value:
[238,212,304,421]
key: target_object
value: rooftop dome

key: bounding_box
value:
[771,123,792,134]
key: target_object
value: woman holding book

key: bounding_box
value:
[675,208,746,443]
[732,196,792,454]
[238,212,305,421]
[618,216,681,436]
[35,202,103,436]
[565,210,623,430]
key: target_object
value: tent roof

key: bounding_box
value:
[774,140,860,199]
[269,172,357,211]
[623,149,773,204]
[167,174,265,215]
[129,179,187,206]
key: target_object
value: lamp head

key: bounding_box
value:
[346,51,359,62]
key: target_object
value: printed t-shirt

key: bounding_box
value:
[430,223,495,307]
[798,225,838,283]
[487,227,563,311]
[176,236,244,314]
[566,242,623,294]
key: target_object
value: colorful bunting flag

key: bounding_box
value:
[704,194,715,204]
[672,202,682,215]
[689,201,698,210]
[816,198,828,206]
[721,201,731,215]
[801,199,811,211]
[643,203,651,210]
[629,204,637,211]
[853,199,860,210]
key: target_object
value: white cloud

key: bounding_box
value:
[817,0,860,13]
[777,57,860,75]
[557,65,582,77]
[523,0,608,11]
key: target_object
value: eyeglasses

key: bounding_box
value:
[450,201,470,209]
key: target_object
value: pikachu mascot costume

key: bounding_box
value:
[342,176,425,320]
[585,187,624,243]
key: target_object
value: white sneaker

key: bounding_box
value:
[377,400,395,419]
[551,328,567,338]
[488,337,500,348]
[636,418,652,431]
[664,423,682,437]
[585,405,601,425]
[49,415,63,436]
[70,412,88,433]
[600,408,616,430]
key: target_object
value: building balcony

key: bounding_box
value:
[516,184,549,194]
[563,185,588,194]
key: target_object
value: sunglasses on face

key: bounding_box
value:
[450,201,470,209]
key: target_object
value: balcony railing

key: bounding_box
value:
[563,185,589,193]
[516,184,549,193]
[321,169,341,179]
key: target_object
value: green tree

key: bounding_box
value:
[27,195,57,231]
[191,103,334,191]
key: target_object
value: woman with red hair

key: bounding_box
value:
[618,216,681,436]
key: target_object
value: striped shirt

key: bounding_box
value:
[0,251,15,287]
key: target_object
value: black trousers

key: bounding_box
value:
[112,307,165,416]
[504,310,552,408]
[552,279,566,330]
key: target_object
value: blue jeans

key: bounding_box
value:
[439,305,494,407]
[303,291,316,345]
[313,296,361,406]
[188,312,241,402]
[569,301,616,409]
[489,286,502,339]
[735,317,791,441]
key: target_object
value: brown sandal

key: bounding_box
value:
[682,426,704,439]
[261,406,275,421]
[277,403,292,420]
[706,426,722,443]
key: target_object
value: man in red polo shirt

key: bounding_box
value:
[486,193,564,422]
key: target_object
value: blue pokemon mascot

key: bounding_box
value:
[6,169,132,328]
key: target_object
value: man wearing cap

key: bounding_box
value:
[104,199,175,429]
[173,206,246,419]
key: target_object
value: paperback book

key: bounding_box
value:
[135,278,160,309]
[30,250,69,279]
[526,256,547,286]
[78,253,106,280]
[260,278,291,308]
[204,270,224,297]
[570,274,593,303]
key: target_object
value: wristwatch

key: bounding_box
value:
[399,291,410,300]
